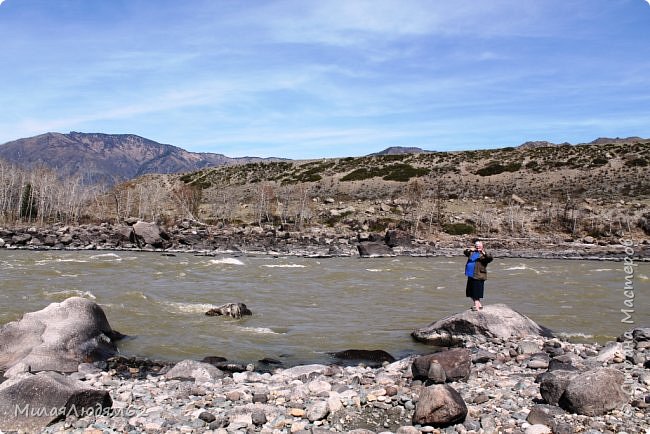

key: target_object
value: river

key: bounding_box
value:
[1,250,647,366]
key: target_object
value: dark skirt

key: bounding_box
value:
[466,277,485,299]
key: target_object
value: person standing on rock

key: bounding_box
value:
[464,240,493,311]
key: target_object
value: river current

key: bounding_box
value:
[1,250,647,366]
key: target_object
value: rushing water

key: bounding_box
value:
[0,250,648,366]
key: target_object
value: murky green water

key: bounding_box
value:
[0,250,647,366]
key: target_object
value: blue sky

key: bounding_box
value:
[1,0,650,158]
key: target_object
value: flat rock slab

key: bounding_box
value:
[411,303,554,346]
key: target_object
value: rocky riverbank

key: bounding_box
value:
[0,221,648,260]
[28,330,649,434]
[1,300,648,434]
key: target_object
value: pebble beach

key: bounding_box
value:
[36,332,650,434]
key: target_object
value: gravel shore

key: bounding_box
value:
[37,333,649,434]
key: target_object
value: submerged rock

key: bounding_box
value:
[332,349,396,366]
[206,303,252,319]
[0,297,123,373]
[411,303,554,346]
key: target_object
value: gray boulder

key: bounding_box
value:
[0,371,112,432]
[412,384,467,427]
[164,359,225,383]
[526,404,566,428]
[357,242,394,257]
[539,370,578,406]
[206,303,252,319]
[0,297,122,373]
[558,368,628,416]
[412,349,471,382]
[411,304,554,346]
[132,221,169,248]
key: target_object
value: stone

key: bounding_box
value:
[332,349,395,366]
[0,371,112,432]
[632,327,650,341]
[527,352,551,369]
[411,304,554,346]
[306,401,329,422]
[412,384,467,427]
[525,425,552,434]
[132,221,169,248]
[199,411,216,423]
[205,303,252,319]
[518,341,540,355]
[357,241,394,257]
[527,404,566,426]
[412,349,471,382]
[472,349,496,363]
[539,370,578,405]
[427,361,446,384]
[3,362,31,378]
[591,341,624,363]
[164,360,225,383]
[396,427,420,434]
[558,368,628,416]
[251,410,267,425]
[0,297,123,373]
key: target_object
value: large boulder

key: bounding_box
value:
[411,304,554,346]
[357,242,394,257]
[411,349,472,382]
[412,384,467,427]
[539,370,578,406]
[539,368,629,415]
[132,221,170,248]
[558,368,628,416]
[0,297,123,373]
[0,371,112,432]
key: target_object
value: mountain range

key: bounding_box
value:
[0,131,647,186]
[0,132,282,186]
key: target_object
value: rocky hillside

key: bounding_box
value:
[100,140,650,244]
[0,132,282,186]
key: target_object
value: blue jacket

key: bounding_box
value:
[464,249,493,280]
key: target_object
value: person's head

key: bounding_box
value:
[474,241,483,251]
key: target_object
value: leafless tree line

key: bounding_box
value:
[0,160,100,225]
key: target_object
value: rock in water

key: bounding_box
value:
[0,371,112,432]
[205,303,252,319]
[357,242,394,257]
[332,349,396,366]
[412,384,467,427]
[0,297,122,373]
[411,304,554,346]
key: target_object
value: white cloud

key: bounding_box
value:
[0,0,6,6]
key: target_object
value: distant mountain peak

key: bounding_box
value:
[369,146,432,156]
[0,131,283,186]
